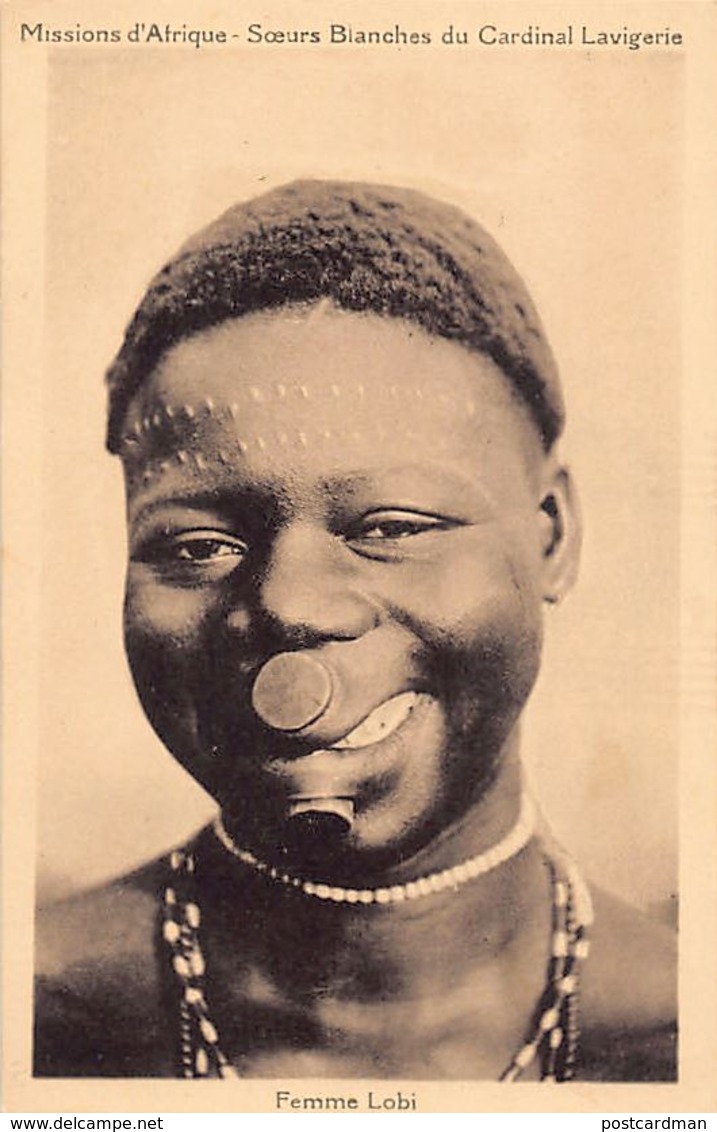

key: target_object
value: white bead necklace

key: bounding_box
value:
[212,793,537,905]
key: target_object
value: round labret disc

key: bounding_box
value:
[251,653,334,731]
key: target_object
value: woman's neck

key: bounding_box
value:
[198,762,550,1005]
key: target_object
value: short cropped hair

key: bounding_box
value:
[106,180,564,453]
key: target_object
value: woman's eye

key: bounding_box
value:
[173,536,247,562]
[348,512,453,543]
[135,530,248,574]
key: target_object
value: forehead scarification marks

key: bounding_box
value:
[123,377,446,447]
[120,380,486,480]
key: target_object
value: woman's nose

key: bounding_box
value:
[245,523,379,643]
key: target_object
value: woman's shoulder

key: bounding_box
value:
[36,857,166,973]
[578,884,677,1081]
[34,855,175,1077]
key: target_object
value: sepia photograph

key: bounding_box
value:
[3,0,715,1114]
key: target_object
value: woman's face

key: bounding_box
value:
[122,306,556,869]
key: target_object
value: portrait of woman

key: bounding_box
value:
[32,178,677,1083]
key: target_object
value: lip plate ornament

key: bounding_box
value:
[251,652,334,731]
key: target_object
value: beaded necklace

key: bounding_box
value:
[162,819,593,1081]
[212,793,537,905]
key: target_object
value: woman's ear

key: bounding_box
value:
[538,465,582,603]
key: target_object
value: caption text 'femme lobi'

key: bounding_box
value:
[276,1090,418,1111]
[19,21,684,51]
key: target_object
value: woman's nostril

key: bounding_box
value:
[225,607,252,634]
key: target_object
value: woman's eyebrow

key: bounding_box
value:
[129,484,284,525]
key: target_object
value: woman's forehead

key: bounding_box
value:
[136,309,535,435]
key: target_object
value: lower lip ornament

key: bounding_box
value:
[287,796,355,830]
[284,797,355,866]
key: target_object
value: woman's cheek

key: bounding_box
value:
[124,567,214,643]
[388,538,540,641]
[123,572,215,761]
[413,548,544,723]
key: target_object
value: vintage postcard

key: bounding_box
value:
[2,0,716,1115]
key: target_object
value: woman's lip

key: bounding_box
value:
[330,691,420,750]
[264,692,435,795]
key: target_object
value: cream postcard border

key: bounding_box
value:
[2,0,716,1114]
